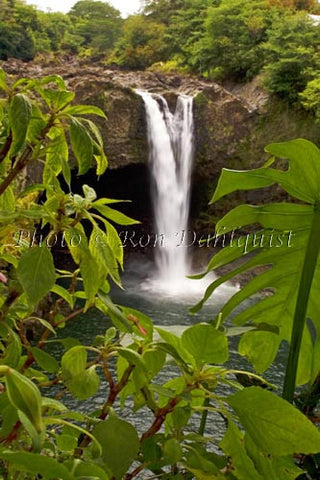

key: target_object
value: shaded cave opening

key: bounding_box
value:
[70,163,153,250]
[70,163,211,234]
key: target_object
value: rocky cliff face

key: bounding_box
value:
[67,68,262,174]
[74,70,260,174]
[0,60,262,172]
[2,59,320,223]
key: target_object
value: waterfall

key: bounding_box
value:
[138,91,194,289]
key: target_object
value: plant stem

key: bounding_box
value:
[100,364,135,420]
[198,397,210,436]
[53,307,85,328]
[76,363,135,452]
[140,396,182,443]
[0,132,12,164]
[0,145,32,196]
[283,205,320,403]
[124,464,145,480]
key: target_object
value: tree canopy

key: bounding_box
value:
[69,0,123,53]
[1,0,320,113]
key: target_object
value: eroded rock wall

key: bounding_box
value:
[2,60,320,225]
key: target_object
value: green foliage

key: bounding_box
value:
[300,78,320,121]
[192,138,320,400]
[111,15,170,69]
[17,246,56,306]
[181,323,228,366]
[165,0,212,71]
[228,387,320,455]
[68,0,123,55]
[34,11,75,53]
[220,420,303,480]
[0,0,122,60]
[9,94,32,155]
[92,412,140,479]
[268,0,318,10]
[0,69,319,480]
[0,451,75,480]
[262,11,320,103]
[147,58,189,74]
[191,137,320,477]
[4,367,43,436]
[125,0,320,113]
[198,0,270,80]
[61,346,100,399]
[1,0,320,119]
[0,0,37,61]
[142,0,186,25]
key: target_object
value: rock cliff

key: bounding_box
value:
[0,60,265,172]
[1,59,320,224]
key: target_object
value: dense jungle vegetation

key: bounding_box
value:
[2,0,320,115]
[1,65,320,480]
[2,1,320,479]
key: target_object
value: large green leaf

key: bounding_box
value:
[68,367,100,400]
[0,187,15,213]
[97,292,133,332]
[37,88,75,111]
[89,227,121,287]
[95,151,108,176]
[92,413,139,480]
[63,105,106,118]
[220,422,263,480]
[221,421,302,480]
[186,446,226,479]
[94,204,139,226]
[5,368,43,434]
[61,346,99,400]
[70,117,93,175]
[37,75,66,89]
[212,139,320,205]
[156,327,196,367]
[0,451,74,480]
[83,118,108,174]
[0,325,21,369]
[17,246,56,306]
[228,387,320,455]
[181,323,228,366]
[61,346,87,381]
[163,438,183,464]
[27,104,47,143]
[31,347,59,373]
[193,139,320,386]
[196,229,314,384]
[80,249,103,301]
[9,94,32,155]
[43,127,68,185]
[51,284,74,308]
[64,226,103,301]
[216,203,313,233]
[265,139,320,203]
[73,461,109,480]
[244,434,303,480]
[238,331,280,373]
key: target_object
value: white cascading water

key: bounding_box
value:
[138,91,194,291]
